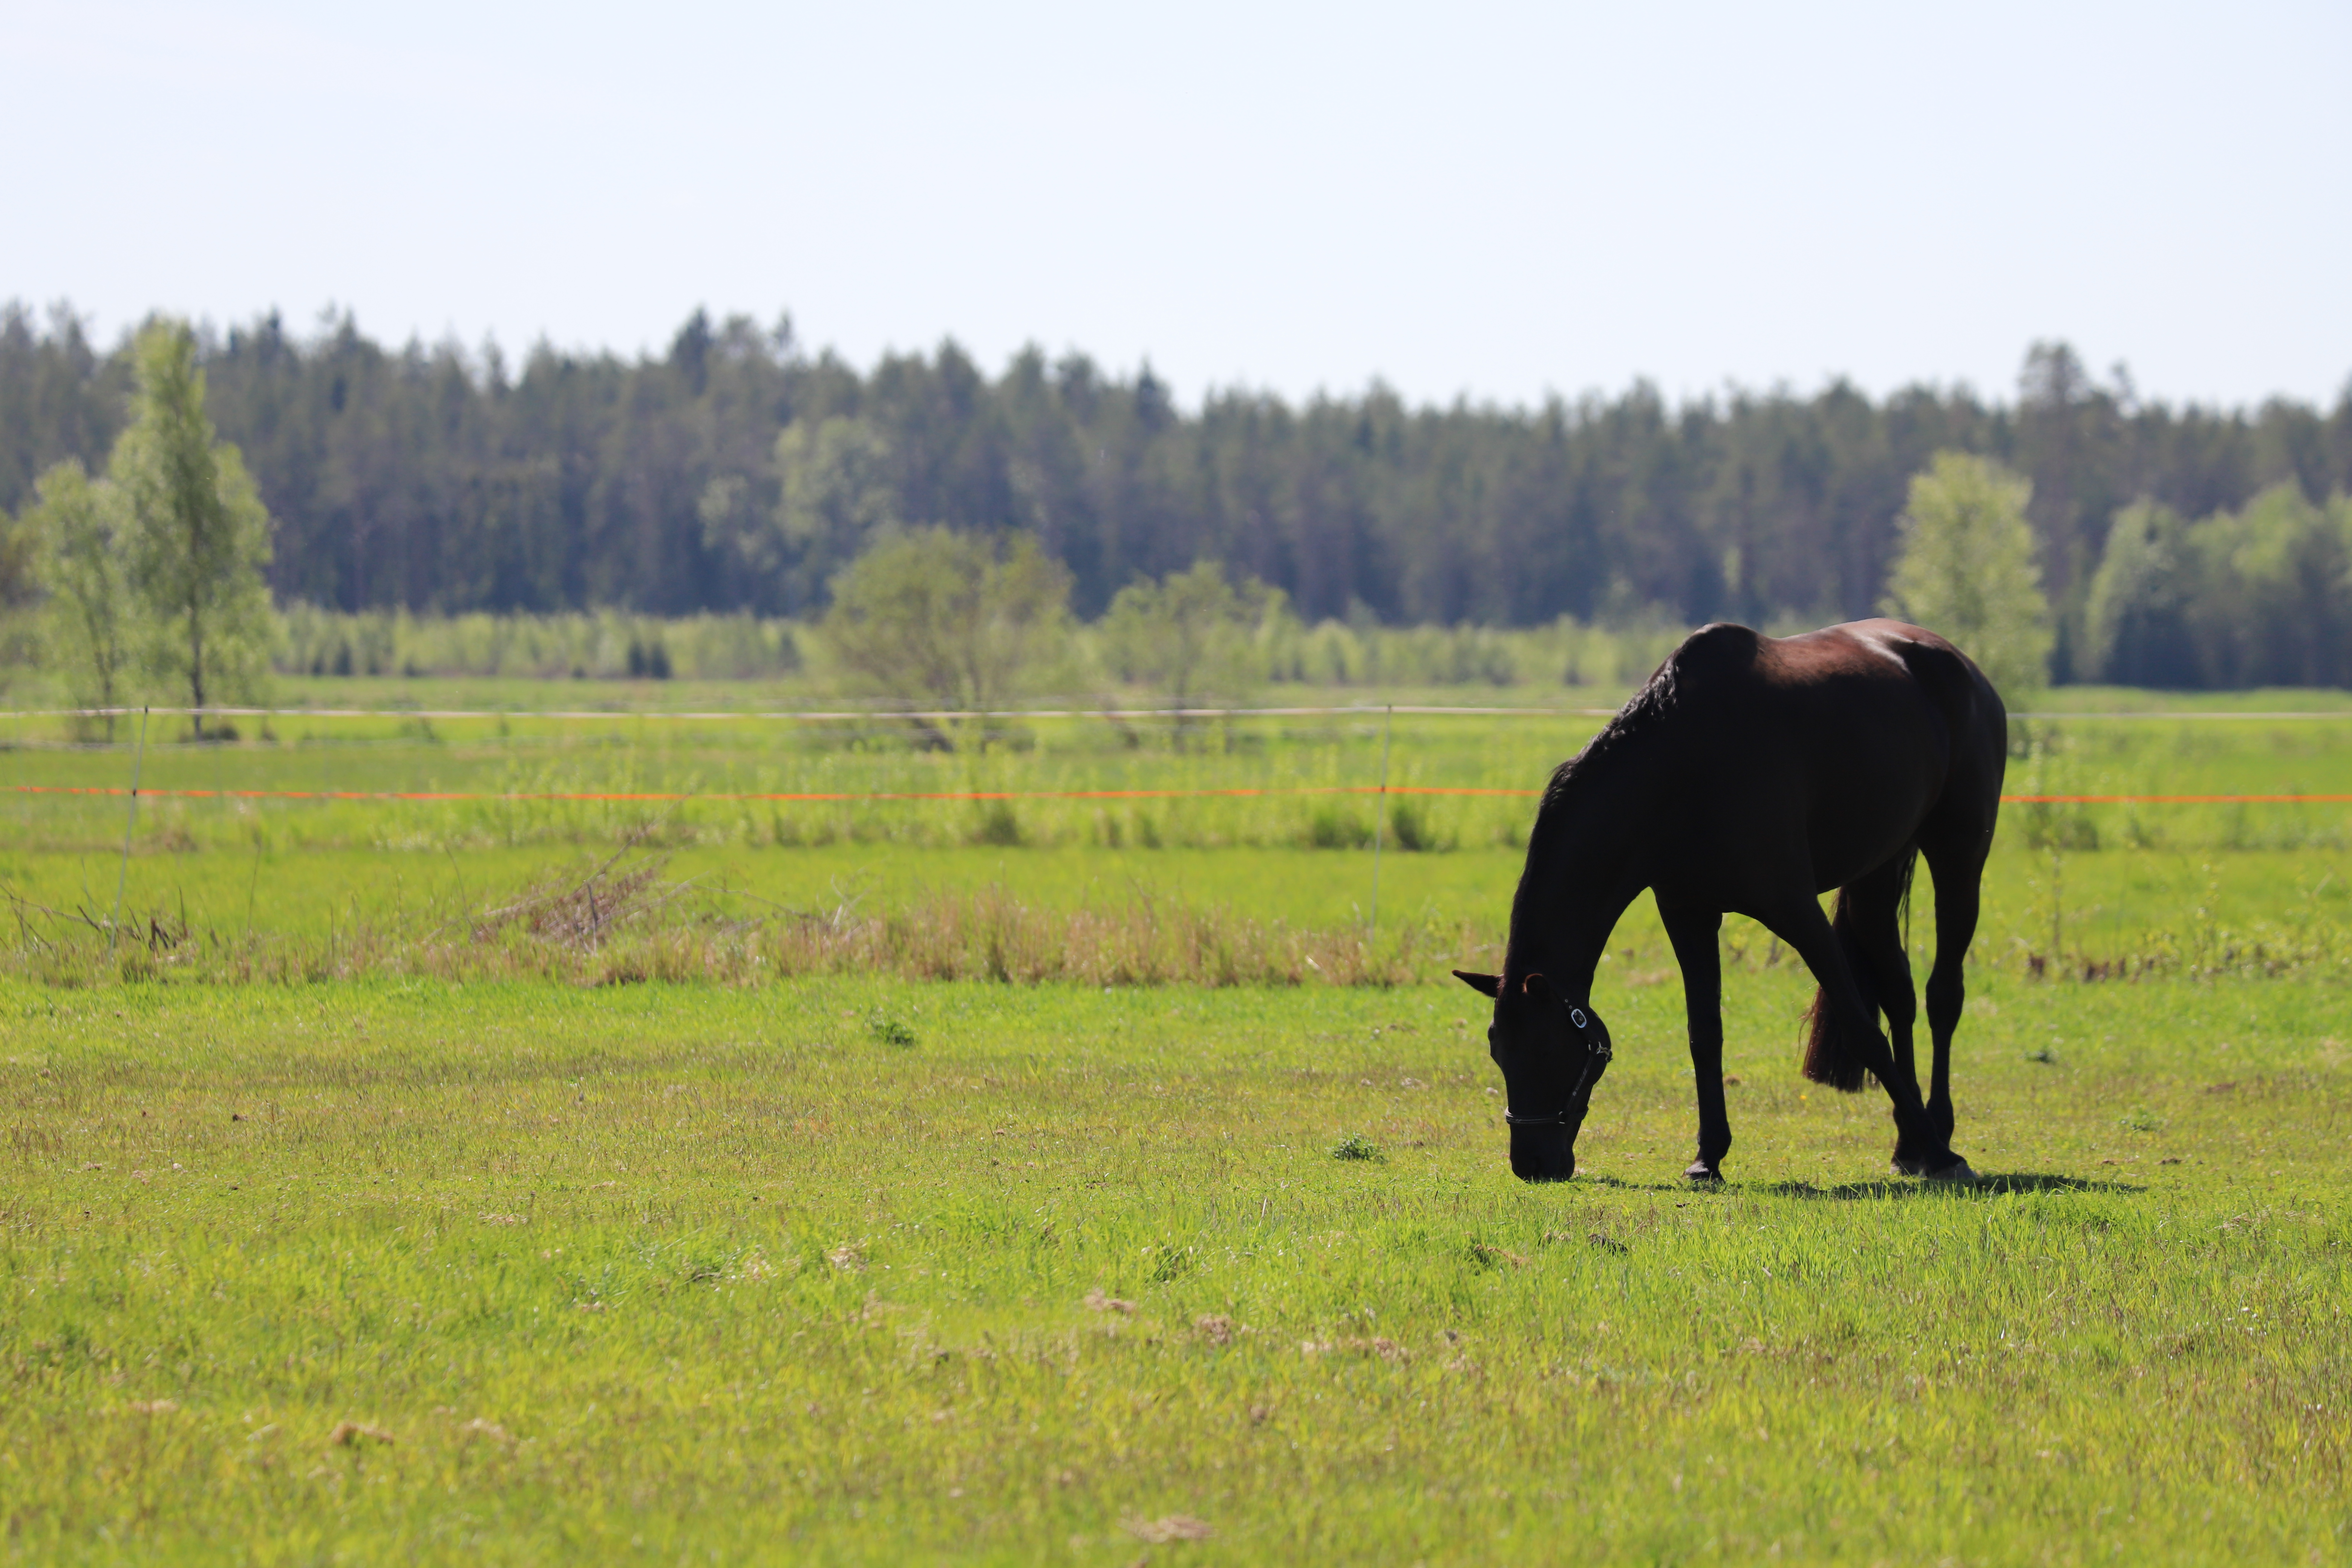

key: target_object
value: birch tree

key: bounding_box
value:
[1883,452,2052,701]
[112,321,273,736]
[25,460,134,737]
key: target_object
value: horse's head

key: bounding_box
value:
[1453,969,1613,1182]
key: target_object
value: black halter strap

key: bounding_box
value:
[1503,1004,1611,1127]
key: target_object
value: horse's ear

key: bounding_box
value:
[1451,970,1502,998]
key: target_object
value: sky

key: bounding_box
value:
[6,0,2348,411]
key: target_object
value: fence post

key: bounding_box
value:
[110,707,150,952]
[1369,703,1392,937]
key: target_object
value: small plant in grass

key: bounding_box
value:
[867,1012,917,1047]
[1330,1131,1383,1162]
[1308,805,1370,850]
[2027,1045,2060,1064]
[2118,1104,2164,1132]
[971,799,1023,847]
[1388,798,1439,852]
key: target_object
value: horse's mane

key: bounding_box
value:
[1537,622,1769,813]
[1538,652,1681,811]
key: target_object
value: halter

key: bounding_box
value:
[1502,1003,1612,1127]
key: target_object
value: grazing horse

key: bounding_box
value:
[1454,618,2005,1184]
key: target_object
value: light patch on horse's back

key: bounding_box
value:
[1759,617,1931,684]
[1841,617,1939,673]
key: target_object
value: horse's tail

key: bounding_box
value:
[1800,891,1875,1092]
[1800,853,1914,1092]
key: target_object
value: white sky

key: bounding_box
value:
[6,0,2347,410]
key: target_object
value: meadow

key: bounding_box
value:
[2,679,2349,1563]
[4,681,2350,977]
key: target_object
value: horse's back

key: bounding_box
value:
[1648,619,2004,892]
[1756,619,2001,766]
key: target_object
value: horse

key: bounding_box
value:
[1453,617,2006,1185]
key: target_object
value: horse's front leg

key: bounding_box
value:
[1660,903,1730,1181]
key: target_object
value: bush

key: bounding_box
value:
[867,1013,917,1048]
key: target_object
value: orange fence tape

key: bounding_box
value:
[9,784,2350,805]
[13,704,2352,721]
[2003,793,2352,804]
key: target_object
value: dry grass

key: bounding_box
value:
[2,854,1475,990]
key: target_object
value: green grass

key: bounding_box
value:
[3,972,2347,1563]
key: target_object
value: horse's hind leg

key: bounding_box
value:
[1660,903,1729,1180]
[1918,835,1988,1147]
[1841,853,1930,1170]
[1767,893,1967,1180]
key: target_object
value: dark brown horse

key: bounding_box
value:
[1455,618,2005,1184]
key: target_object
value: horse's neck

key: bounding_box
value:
[1505,770,1647,995]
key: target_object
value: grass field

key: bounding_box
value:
[2,681,2349,1562]
[5,975,2347,1563]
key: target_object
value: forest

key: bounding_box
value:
[3,301,2348,686]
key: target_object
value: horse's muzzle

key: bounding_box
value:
[1509,1127,1577,1183]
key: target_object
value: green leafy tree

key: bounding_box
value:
[703,416,898,614]
[775,417,897,605]
[1882,452,2052,701]
[0,477,44,682]
[23,460,134,735]
[821,528,1070,745]
[0,495,38,612]
[694,473,763,574]
[2084,501,2200,687]
[112,322,273,735]
[1100,560,1275,739]
[2183,484,2352,688]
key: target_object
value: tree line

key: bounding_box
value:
[4,301,2349,686]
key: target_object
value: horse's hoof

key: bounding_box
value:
[1683,1161,1723,1183]
[1891,1153,1974,1181]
